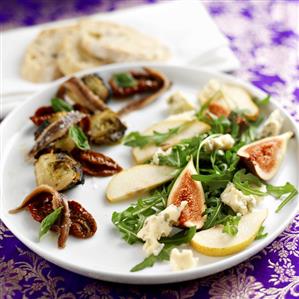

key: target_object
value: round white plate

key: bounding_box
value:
[1,63,298,284]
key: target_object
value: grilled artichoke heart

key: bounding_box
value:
[82,74,110,103]
[88,109,127,144]
[35,153,84,191]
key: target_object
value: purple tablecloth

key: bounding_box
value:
[1,1,299,298]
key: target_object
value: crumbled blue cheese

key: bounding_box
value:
[203,134,235,152]
[151,148,172,165]
[259,109,283,138]
[137,202,187,256]
[220,182,262,215]
[170,248,198,271]
[167,91,195,115]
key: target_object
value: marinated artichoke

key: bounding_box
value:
[82,74,110,103]
[88,109,127,144]
[35,153,84,191]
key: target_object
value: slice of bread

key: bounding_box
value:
[57,27,108,76]
[79,20,171,62]
[21,26,73,83]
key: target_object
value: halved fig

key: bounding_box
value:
[106,164,176,202]
[167,159,206,229]
[237,131,293,180]
[34,153,84,191]
[132,117,210,164]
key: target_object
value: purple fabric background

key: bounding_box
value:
[1,1,299,298]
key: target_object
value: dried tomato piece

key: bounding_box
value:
[27,193,54,222]
[30,106,55,126]
[68,200,97,238]
[72,148,122,176]
[109,70,162,98]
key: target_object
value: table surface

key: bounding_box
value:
[1,0,299,298]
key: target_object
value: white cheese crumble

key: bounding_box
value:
[203,134,235,152]
[167,91,195,115]
[170,248,198,271]
[258,109,284,138]
[151,148,172,165]
[220,182,262,215]
[137,202,187,256]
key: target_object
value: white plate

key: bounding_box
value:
[1,63,298,284]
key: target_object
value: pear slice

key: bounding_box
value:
[167,159,206,229]
[132,119,210,164]
[237,131,293,180]
[106,164,176,202]
[198,79,259,120]
[191,209,268,256]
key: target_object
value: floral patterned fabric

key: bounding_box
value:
[1,0,299,298]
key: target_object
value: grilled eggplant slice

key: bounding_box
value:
[88,109,127,144]
[35,153,84,191]
[82,74,110,103]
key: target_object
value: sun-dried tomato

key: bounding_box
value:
[68,200,97,238]
[71,148,122,176]
[30,106,55,126]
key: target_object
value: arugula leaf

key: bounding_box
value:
[68,125,90,150]
[233,169,266,196]
[255,225,268,240]
[123,127,180,148]
[113,72,137,88]
[275,189,298,213]
[39,207,63,240]
[51,98,73,112]
[130,227,196,272]
[267,182,296,199]
[254,95,271,107]
[112,189,168,244]
[222,215,241,236]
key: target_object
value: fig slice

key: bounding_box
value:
[167,159,206,229]
[237,131,293,180]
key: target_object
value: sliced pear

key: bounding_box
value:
[198,79,259,120]
[237,131,293,180]
[191,209,268,256]
[132,119,210,164]
[167,159,206,229]
[106,164,176,202]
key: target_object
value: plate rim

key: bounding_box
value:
[1,62,299,284]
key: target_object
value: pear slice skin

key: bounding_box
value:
[167,159,206,229]
[132,119,210,164]
[191,209,268,256]
[237,131,293,180]
[106,164,176,202]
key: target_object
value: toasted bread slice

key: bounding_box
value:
[57,27,107,75]
[79,20,171,62]
[21,26,73,82]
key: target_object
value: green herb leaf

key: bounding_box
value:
[275,189,298,213]
[255,95,270,107]
[69,125,90,150]
[39,207,63,240]
[267,182,296,199]
[112,189,168,244]
[123,127,180,148]
[130,227,196,272]
[222,215,241,236]
[255,225,268,240]
[113,72,137,88]
[233,169,266,196]
[51,98,73,112]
